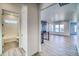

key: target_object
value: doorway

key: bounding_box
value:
[1,9,20,55]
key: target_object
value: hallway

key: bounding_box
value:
[41,35,78,56]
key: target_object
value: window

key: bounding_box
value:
[52,25,54,32]
[54,24,64,33]
[70,23,77,35]
[60,24,64,32]
[74,25,77,32]
[49,24,53,32]
[55,24,59,32]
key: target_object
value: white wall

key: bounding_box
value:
[27,4,39,56]
[3,15,18,36]
[76,4,79,55]
[0,3,21,13]
[21,4,39,56]
[20,5,28,55]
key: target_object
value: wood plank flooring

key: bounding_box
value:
[2,35,78,56]
[3,48,25,56]
[3,41,19,52]
[40,35,78,56]
[2,41,25,56]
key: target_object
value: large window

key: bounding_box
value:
[74,25,77,32]
[60,24,64,32]
[70,23,77,35]
[49,24,53,32]
[54,24,64,32]
[55,24,60,32]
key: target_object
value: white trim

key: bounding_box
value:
[38,5,41,52]
[0,9,2,55]
[38,6,42,52]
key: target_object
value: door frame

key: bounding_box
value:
[1,9,21,54]
[0,9,2,55]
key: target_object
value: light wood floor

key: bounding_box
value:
[3,41,19,52]
[40,35,78,56]
[2,41,25,56]
[2,35,78,56]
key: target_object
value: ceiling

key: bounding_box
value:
[40,3,78,23]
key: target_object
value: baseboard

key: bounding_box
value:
[52,34,70,36]
[21,48,26,53]
[20,48,26,56]
[32,52,40,56]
